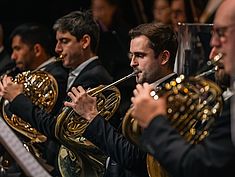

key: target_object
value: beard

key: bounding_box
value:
[215,70,231,91]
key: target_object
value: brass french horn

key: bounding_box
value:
[0,56,63,158]
[122,53,224,177]
[55,71,139,177]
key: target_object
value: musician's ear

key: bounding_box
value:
[81,34,90,50]
[33,43,43,57]
[161,50,170,65]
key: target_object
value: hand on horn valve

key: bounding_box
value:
[64,86,99,122]
[131,82,167,128]
[0,75,23,102]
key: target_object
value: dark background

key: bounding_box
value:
[0,1,91,38]
[0,0,154,43]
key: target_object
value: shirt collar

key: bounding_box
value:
[151,72,176,87]
[70,56,98,77]
[36,57,56,71]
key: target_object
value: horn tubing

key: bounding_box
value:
[87,70,140,95]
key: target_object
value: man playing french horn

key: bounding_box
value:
[130,0,235,176]
[56,21,235,177]
[0,22,178,177]
[0,23,68,177]
[63,23,179,177]
[0,10,118,177]
[129,20,235,177]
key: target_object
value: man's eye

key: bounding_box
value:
[61,39,68,44]
[128,53,133,59]
[135,53,145,58]
[128,52,146,59]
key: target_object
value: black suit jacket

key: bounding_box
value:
[83,115,148,177]
[140,95,235,177]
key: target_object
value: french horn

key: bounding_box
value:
[122,53,224,177]
[0,70,58,155]
[55,71,139,177]
[0,55,63,159]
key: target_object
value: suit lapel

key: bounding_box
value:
[68,59,101,91]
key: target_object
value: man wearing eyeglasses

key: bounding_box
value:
[210,0,235,149]
[210,0,235,76]
[125,1,235,177]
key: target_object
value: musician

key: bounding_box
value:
[0,23,178,177]
[129,4,235,175]
[9,23,69,115]
[0,23,69,177]
[212,0,235,77]
[209,0,235,149]
[171,0,195,32]
[0,10,114,177]
[60,23,178,177]
[152,0,172,25]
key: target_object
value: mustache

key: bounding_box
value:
[133,68,141,74]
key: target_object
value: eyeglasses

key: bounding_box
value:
[211,23,235,38]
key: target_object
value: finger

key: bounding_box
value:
[136,84,143,91]
[77,86,86,94]
[71,87,80,96]
[134,84,149,97]
[142,83,154,94]
[142,82,149,88]
[6,76,13,84]
[131,96,135,104]
[64,101,75,108]
[2,75,8,86]
[67,91,76,101]
[133,84,142,96]
[133,89,138,97]
[0,81,3,91]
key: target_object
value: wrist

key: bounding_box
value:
[87,111,99,123]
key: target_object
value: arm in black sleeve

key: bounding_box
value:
[83,115,148,176]
[140,103,235,177]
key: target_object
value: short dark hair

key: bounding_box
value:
[10,23,54,55]
[129,23,178,70]
[53,10,100,53]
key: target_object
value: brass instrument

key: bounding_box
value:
[0,55,63,158]
[122,53,224,177]
[0,70,58,152]
[55,71,139,177]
